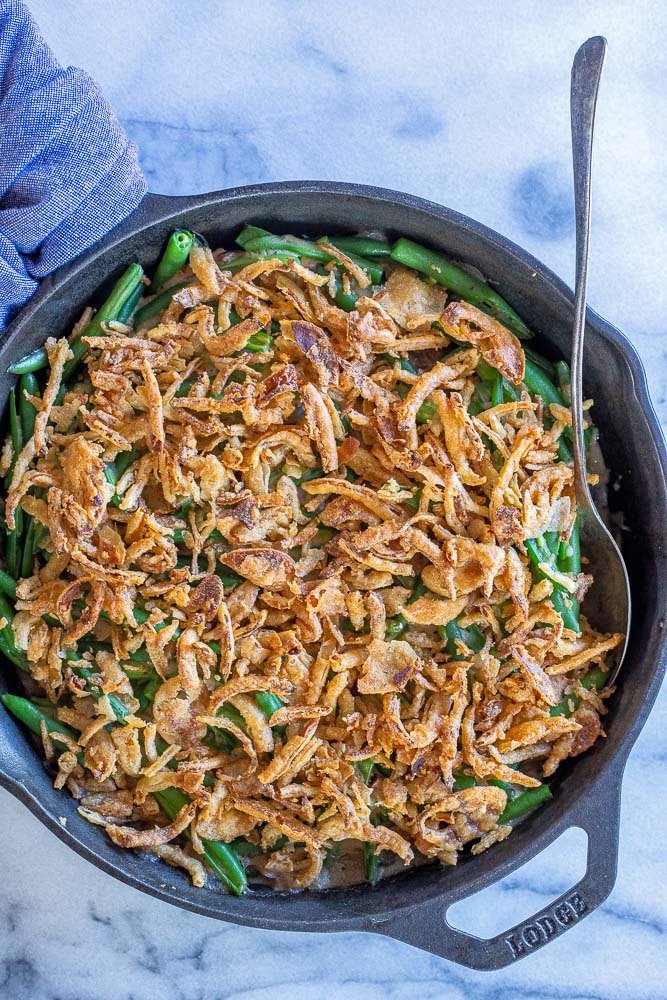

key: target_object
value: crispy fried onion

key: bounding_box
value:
[5,230,619,893]
[80,799,196,848]
[439,301,525,384]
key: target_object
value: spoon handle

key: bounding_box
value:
[570,36,607,501]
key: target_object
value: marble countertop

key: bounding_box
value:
[2,2,665,997]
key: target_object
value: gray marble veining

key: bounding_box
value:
[2,2,665,997]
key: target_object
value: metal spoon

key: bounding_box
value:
[570,36,631,681]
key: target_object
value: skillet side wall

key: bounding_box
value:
[0,184,664,934]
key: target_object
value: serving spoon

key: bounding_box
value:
[570,36,631,681]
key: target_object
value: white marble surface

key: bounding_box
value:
[2,2,665,997]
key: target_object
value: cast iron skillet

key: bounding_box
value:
[0,182,665,971]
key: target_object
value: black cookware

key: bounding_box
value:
[1,182,665,970]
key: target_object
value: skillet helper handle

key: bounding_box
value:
[376,769,622,970]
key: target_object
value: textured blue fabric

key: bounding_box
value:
[0,0,146,328]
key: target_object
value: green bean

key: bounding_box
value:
[354,758,380,881]
[331,273,358,312]
[478,360,520,407]
[529,532,555,563]
[341,618,369,636]
[135,676,161,713]
[0,568,17,600]
[316,265,360,311]
[20,517,36,578]
[498,784,552,823]
[19,373,39,441]
[235,225,274,248]
[220,250,294,274]
[173,527,223,546]
[389,238,530,339]
[581,665,609,692]
[453,768,552,822]
[153,786,247,895]
[134,280,190,329]
[384,576,429,641]
[555,360,571,400]
[5,388,23,579]
[1,693,79,752]
[127,607,172,629]
[525,535,575,599]
[215,702,247,731]
[96,605,154,630]
[404,488,422,511]
[174,380,195,399]
[290,466,323,486]
[453,772,477,791]
[384,615,408,641]
[550,663,608,717]
[174,499,193,520]
[70,662,129,723]
[489,776,516,794]
[255,691,284,720]
[204,724,238,756]
[391,356,418,375]
[228,837,264,858]
[0,594,28,671]
[103,462,118,487]
[523,359,565,409]
[61,264,144,381]
[7,349,51,376]
[107,450,141,506]
[115,449,141,479]
[6,386,22,479]
[318,236,391,258]
[521,358,575,462]
[255,690,287,739]
[408,577,429,604]
[439,619,486,658]
[237,231,328,260]
[6,510,23,580]
[122,663,158,680]
[355,758,375,784]
[312,528,335,547]
[543,530,559,554]
[549,588,580,634]
[491,372,504,408]
[150,230,194,293]
[557,519,581,627]
[557,520,580,577]
[363,841,380,883]
[554,362,596,449]
[391,359,437,423]
[236,228,385,285]
[525,537,580,633]
[416,399,436,424]
[74,640,153,672]
[215,568,244,589]
[116,283,143,325]
[502,378,521,403]
[245,330,274,353]
[468,386,488,417]
[476,359,497,384]
[30,696,57,711]
[557,436,572,462]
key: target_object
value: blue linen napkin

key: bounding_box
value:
[0,0,146,328]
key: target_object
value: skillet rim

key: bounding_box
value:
[0,180,665,936]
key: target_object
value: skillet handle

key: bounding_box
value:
[376,768,622,970]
